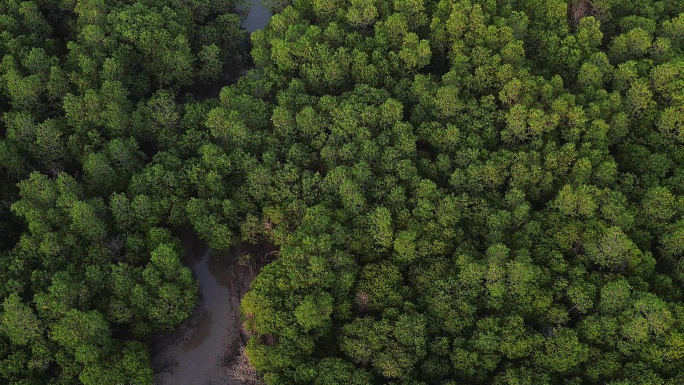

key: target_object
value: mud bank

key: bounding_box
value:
[151,232,275,385]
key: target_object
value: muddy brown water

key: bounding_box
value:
[151,233,275,385]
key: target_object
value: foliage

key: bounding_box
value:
[3,0,684,384]
[232,0,684,384]
[0,0,247,383]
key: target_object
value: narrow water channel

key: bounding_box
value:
[188,0,272,101]
[242,0,271,33]
[153,238,274,385]
[152,2,272,383]
[154,248,235,385]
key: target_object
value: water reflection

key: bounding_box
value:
[207,252,235,288]
[242,0,272,33]
[163,249,234,384]
[182,308,212,352]
[154,241,274,384]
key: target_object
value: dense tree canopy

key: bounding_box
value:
[232,0,684,384]
[0,0,248,383]
[2,0,684,384]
